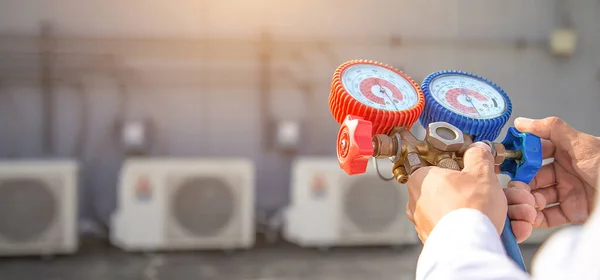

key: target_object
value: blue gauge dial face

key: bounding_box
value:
[429,75,507,119]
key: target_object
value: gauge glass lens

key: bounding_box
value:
[429,75,507,119]
[341,64,419,111]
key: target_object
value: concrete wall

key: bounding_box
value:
[0,0,598,229]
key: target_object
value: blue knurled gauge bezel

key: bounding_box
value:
[419,70,513,141]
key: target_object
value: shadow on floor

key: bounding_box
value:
[0,235,541,280]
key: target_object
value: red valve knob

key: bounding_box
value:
[337,115,374,175]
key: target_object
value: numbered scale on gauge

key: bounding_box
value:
[341,63,420,111]
[420,70,512,141]
[329,60,425,174]
[329,60,425,135]
[429,75,507,119]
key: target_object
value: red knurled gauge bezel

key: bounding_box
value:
[328,60,425,135]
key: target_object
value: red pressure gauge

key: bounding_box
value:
[328,60,425,174]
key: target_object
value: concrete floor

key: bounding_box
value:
[0,236,541,280]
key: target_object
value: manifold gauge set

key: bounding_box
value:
[327,60,543,272]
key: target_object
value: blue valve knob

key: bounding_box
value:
[500,127,543,183]
[419,70,513,141]
[499,127,543,271]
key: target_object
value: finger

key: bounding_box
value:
[530,163,556,190]
[511,220,533,243]
[507,180,531,192]
[507,204,537,223]
[532,187,558,209]
[462,142,495,175]
[514,117,578,149]
[504,187,535,206]
[506,181,549,209]
[541,139,556,159]
[533,192,548,209]
[539,205,570,228]
[533,210,544,227]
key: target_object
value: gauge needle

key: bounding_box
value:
[462,88,481,116]
[374,79,398,110]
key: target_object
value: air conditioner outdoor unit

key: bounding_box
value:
[283,157,419,248]
[0,160,78,256]
[497,174,559,244]
[110,158,255,252]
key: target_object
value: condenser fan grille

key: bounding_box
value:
[0,179,56,243]
[344,177,401,233]
[171,177,235,237]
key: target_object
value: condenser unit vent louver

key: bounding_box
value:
[0,160,78,257]
[170,177,236,238]
[344,177,403,234]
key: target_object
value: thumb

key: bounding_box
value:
[406,166,435,198]
[462,142,495,175]
[514,116,578,148]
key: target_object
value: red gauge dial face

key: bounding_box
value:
[429,75,507,119]
[358,77,404,105]
[341,64,419,111]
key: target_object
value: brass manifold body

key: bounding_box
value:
[373,122,522,184]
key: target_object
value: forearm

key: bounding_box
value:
[416,208,530,280]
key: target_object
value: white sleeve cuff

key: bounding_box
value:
[416,208,509,279]
[425,208,505,254]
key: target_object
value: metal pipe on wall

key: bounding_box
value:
[39,22,55,156]
[259,29,273,151]
[556,0,574,27]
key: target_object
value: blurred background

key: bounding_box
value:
[0,0,598,279]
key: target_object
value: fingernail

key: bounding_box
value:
[515,117,533,126]
[469,142,492,152]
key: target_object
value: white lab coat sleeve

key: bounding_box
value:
[532,216,600,279]
[416,208,530,280]
[530,226,583,280]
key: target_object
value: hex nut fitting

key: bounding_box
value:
[404,153,424,174]
[426,122,465,152]
[493,143,506,165]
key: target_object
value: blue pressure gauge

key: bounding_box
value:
[419,70,512,141]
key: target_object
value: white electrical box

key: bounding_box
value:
[284,157,419,248]
[120,118,151,154]
[550,28,577,56]
[276,120,300,150]
[0,160,78,256]
[111,158,255,251]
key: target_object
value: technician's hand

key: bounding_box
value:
[505,116,600,243]
[406,143,507,243]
